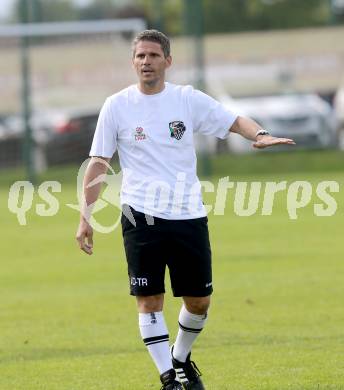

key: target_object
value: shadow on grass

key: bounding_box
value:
[3,333,343,365]
[0,345,143,365]
[224,332,344,346]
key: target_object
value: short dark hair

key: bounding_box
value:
[132,29,170,58]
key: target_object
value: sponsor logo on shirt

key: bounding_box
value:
[169,121,186,140]
[135,126,147,141]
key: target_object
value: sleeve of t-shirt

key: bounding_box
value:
[189,88,238,139]
[89,97,117,158]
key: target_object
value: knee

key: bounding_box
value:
[183,296,211,315]
[137,294,164,313]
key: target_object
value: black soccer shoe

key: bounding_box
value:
[160,368,183,390]
[171,347,205,390]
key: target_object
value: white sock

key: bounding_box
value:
[173,305,208,363]
[139,311,172,375]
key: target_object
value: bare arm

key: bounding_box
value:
[230,115,295,148]
[76,156,111,255]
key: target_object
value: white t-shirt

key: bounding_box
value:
[90,82,237,219]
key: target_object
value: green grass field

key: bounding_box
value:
[1,152,344,389]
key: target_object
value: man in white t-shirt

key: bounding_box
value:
[76,30,295,390]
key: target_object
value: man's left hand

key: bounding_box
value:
[253,135,296,149]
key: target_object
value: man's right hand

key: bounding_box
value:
[75,157,111,255]
[76,219,94,255]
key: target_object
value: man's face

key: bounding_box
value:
[132,40,172,87]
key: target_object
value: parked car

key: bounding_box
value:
[219,93,337,153]
[334,86,344,150]
[0,120,9,140]
[0,114,24,168]
[1,107,100,167]
[40,108,100,165]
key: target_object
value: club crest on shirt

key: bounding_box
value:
[169,121,186,140]
[134,126,146,141]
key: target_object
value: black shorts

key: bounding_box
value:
[121,205,213,297]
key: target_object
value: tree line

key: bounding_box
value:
[11,0,344,35]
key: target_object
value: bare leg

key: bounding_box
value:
[183,295,211,315]
[136,293,164,312]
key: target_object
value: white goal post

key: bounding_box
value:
[0,19,146,38]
